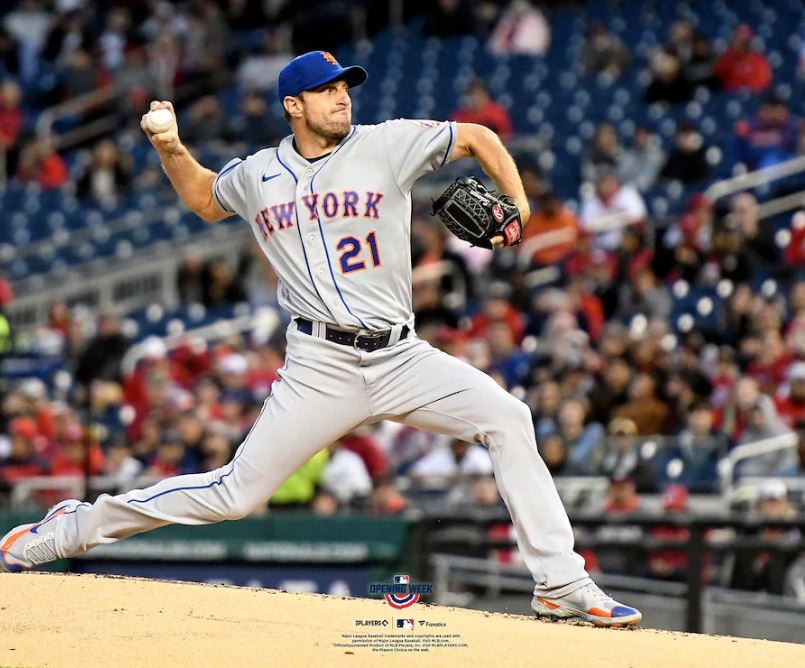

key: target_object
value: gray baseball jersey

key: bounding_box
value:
[213,120,456,330]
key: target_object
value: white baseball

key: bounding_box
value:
[146,108,174,134]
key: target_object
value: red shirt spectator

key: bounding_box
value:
[450,80,513,141]
[775,362,805,428]
[0,80,23,151]
[715,25,772,92]
[468,300,525,343]
[0,275,13,308]
[50,426,105,477]
[0,417,48,483]
[340,431,389,480]
[17,138,69,190]
[522,191,580,266]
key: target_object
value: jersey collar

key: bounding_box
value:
[278,126,357,172]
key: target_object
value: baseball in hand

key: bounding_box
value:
[146,108,174,134]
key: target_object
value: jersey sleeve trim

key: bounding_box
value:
[212,158,244,213]
[440,121,456,167]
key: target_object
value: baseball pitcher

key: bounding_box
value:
[1,51,641,627]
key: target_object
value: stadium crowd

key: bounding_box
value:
[1,1,805,598]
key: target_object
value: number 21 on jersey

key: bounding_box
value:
[337,231,381,273]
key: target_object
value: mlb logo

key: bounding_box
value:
[393,575,410,584]
[396,619,415,629]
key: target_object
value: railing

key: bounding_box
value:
[704,154,805,203]
[119,305,282,376]
[5,222,251,333]
[718,432,800,493]
[8,473,167,509]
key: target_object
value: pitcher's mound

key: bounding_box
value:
[0,573,802,667]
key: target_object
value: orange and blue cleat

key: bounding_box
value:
[532,582,643,628]
[0,499,83,572]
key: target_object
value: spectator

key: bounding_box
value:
[683,33,719,90]
[538,433,568,475]
[410,439,494,481]
[59,48,110,106]
[736,396,798,478]
[225,91,285,149]
[104,440,144,491]
[0,78,24,179]
[554,399,605,475]
[533,379,562,441]
[521,188,580,267]
[42,8,95,67]
[579,169,647,251]
[617,267,672,322]
[16,136,69,189]
[587,357,632,425]
[733,94,799,170]
[0,28,21,78]
[665,21,694,64]
[321,439,373,504]
[73,313,130,389]
[147,30,180,100]
[603,471,641,514]
[647,484,691,581]
[715,24,772,92]
[0,417,48,485]
[3,0,52,84]
[487,320,530,389]
[581,123,623,183]
[99,7,133,72]
[310,490,339,516]
[182,95,227,147]
[76,139,133,203]
[449,79,513,141]
[618,127,665,192]
[181,2,227,93]
[148,434,190,478]
[613,373,670,435]
[423,0,475,38]
[659,121,710,184]
[270,449,328,508]
[468,283,523,343]
[776,362,805,428]
[707,217,757,285]
[236,30,291,94]
[581,22,630,80]
[729,479,799,593]
[657,403,725,493]
[202,259,245,308]
[176,253,207,305]
[729,192,778,268]
[487,1,550,57]
[644,49,694,105]
[130,416,163,466]
[50,424,105,477]
[339,430,388,481]
[368,480,407,514]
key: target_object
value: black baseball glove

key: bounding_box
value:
[430,177,523,249]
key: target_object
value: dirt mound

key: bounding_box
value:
[0,573,802,667]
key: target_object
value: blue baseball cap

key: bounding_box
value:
[278,51,368,105]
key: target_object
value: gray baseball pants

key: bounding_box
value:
[52,323,590,595]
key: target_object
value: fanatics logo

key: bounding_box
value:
[321,51,339,65]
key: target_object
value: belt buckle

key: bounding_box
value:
[353,331,385,351]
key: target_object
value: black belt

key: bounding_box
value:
[295,318,410,352]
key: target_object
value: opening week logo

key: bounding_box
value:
[368,574,433,609]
